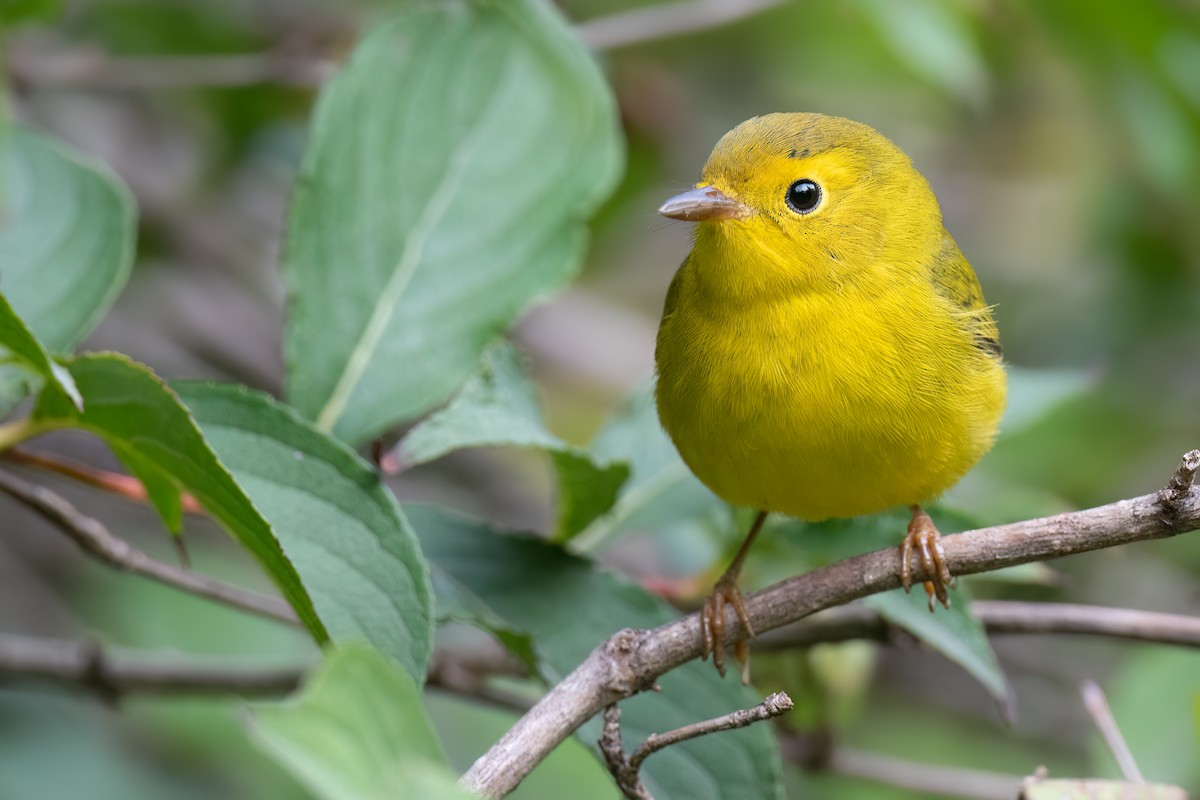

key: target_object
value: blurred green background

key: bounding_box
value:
[2,0,1199,797]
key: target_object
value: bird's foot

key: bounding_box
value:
[900,505,957,611]
[700,572,755,683]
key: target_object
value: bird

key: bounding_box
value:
[654,112,1007,680]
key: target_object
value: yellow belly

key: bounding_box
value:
[655,276,1006,520]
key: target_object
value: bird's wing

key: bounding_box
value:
[929,233,1002,358]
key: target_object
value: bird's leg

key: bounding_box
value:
[900,504,957,611]
[701,510,767,682]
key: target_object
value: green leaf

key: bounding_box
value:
[0,127,135,352]
[865,587,1011,715]
[177,381,434,682]
[1000,366,1096,440]
[408,504,784,800]
[251,645,467,800]
[1093,648,1200,787]
[393,342,628,539]
[31,353,326,643]
[284,0,622,445]
[572,384,721,552]
[0,0,60,26]
[0,290,81,411]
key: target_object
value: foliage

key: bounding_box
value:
[1,0,1199,798]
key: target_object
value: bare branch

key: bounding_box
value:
[462,452,1200,798]
[8,47,333,89]
[576,0,785,50]
[790,739,1023,800]
[601,693,793,800]
[0,633,305,698]
[0,469,298,626]
[754,600,1200,650]
[1080,680,1143,782]
[0,632,535,713]
[9,0,786,93]
[600,705,654,800]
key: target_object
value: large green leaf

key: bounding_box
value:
[408,504,784,800]
[0,291,81,411]
[866,587,1011,716]
[30,354,326,642]
[572,384,721,551]
[177,382,434,682]
[393,342,628,538]
[284,0,622,445]
[0,127,135,352]
[251,645,469,800]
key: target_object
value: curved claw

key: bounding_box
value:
[900,506,955,611]
[700,577,755,681]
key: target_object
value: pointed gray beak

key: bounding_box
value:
[658,186,752,221]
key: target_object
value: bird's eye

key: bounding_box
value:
[785,179,822,214]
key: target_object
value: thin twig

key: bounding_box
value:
[601,693,793,800]
[754,600,1200,650]
[1080,680,1143,782]
[576,0,786,50]
[462,451,1200,798]
[0,469,297,626]
[4,447,204,515]
[630,691,792,769]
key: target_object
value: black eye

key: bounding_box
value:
[785,179,822,214]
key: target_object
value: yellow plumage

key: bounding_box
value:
[655,112,1006,523]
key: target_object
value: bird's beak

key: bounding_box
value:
[658,185,752,221]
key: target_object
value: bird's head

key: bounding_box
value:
[660,113,945,298]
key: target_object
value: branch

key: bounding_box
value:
[1080,680,1143,782]
[0,469,297,626]
[8,47,333,89]
[576,0,785,50]
[0,632,533,712]
[0,633,304,698]
[461,451,1200,798]
[754,600,1200,650]
[600,693,793,800]
[9,0,786,92]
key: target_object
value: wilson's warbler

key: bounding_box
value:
[655,113,1006,679]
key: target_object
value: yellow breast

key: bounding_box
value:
[654,258,1006,520]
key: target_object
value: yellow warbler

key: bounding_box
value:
[655,113,1006,679]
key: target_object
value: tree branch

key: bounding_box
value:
[0,469,297,625]
[601,693,793,800]
[8,0,786,92]
[8,47,333,89]
[461,451,1200,798]
[1080,680,1143,782]
[0,634,304,698]
[754,600,1200,650]
[777,732,1023,800]
[0,632,534,712]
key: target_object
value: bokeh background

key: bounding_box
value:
[2,0,1199,797]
